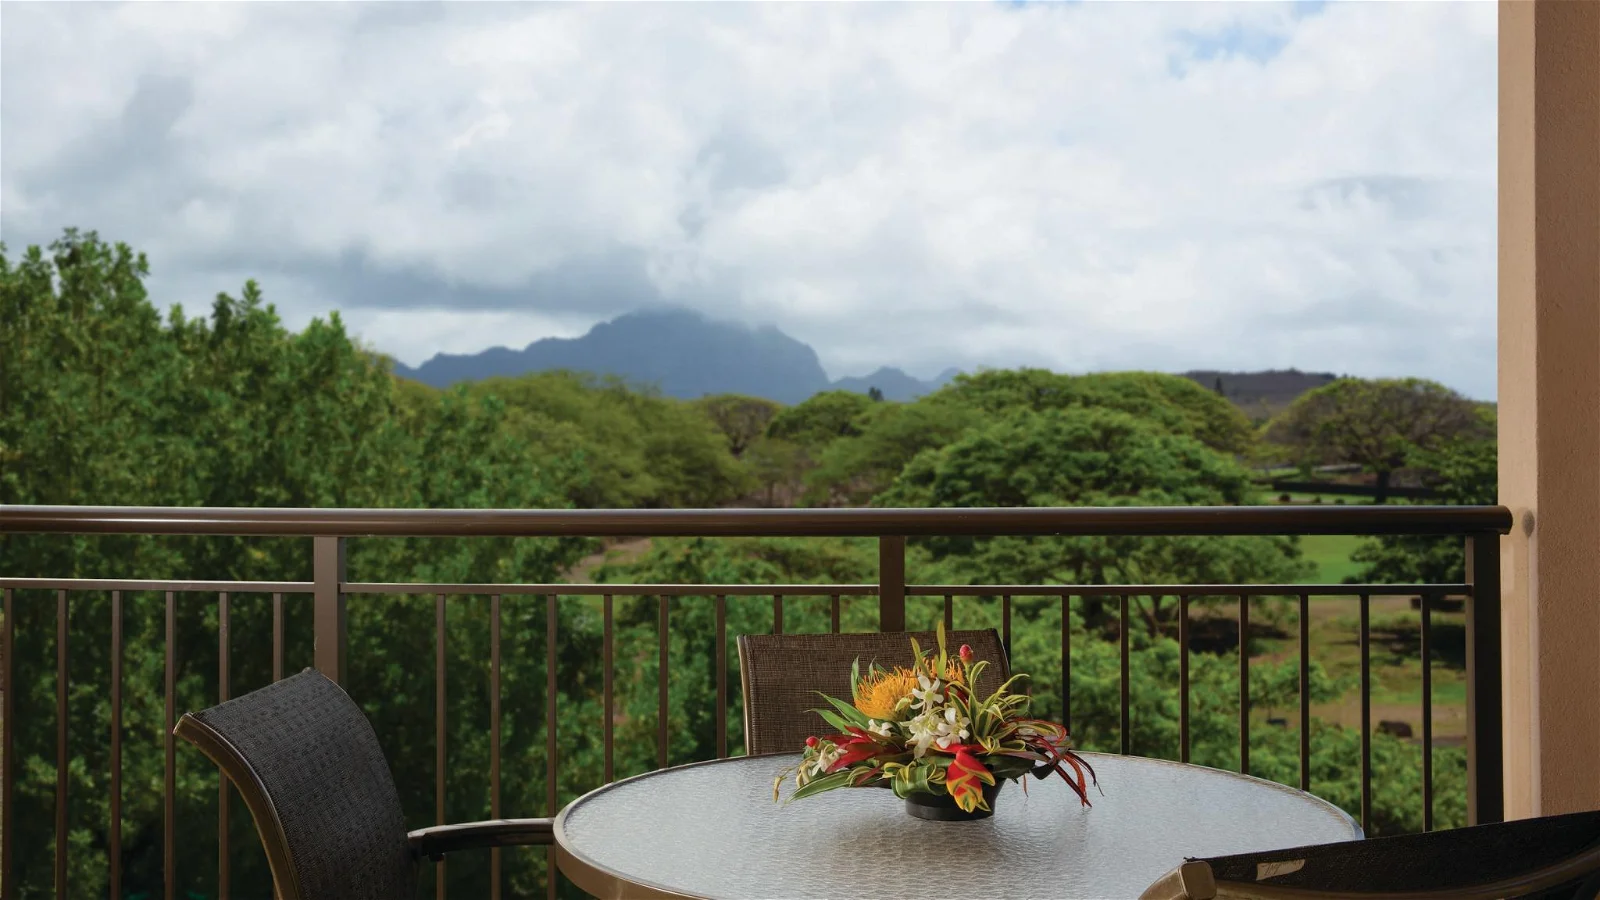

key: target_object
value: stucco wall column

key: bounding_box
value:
[1497,0,1600,819]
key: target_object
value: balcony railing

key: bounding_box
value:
[0,503,1512,899]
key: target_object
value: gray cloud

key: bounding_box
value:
[1,1,1498,397]
[208,244,668,318]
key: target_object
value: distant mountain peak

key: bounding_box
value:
[391,308,956,404]
[831,366,953,401]
[1181,368,1340,417]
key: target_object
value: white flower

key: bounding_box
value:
[906,711,941,758]
[907,708,970,758]
[910,674,945,712]
[933,707,972,750]
[809,741,844,776]
[868,719,894,738]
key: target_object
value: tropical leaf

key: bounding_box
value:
[983,754,1037,781]
[773,766,799,802]
[813,707,858,736]
[887,760,937,798]
[1030,740,1097,807]
[989,672,1032,698]
[849,765,884,786]
[815,692,874,728]
[787,768,857,802]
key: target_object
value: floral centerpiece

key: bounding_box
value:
[773,625,1099,821]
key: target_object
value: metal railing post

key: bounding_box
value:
[879,536,906,633]
[313,536,347,684]
[1465,531,1504,825]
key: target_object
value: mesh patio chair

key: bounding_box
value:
[737,628,1009,756]
[1139,808,1600,900]
[174,668,552,900]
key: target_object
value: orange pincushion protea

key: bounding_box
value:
[852,667,919,720]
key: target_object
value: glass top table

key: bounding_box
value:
[554,752,1362,900]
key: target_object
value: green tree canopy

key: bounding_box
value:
[466,371,747,508]
[879,407,1255,510]
[693,393,781,458]
[1265,378,1488,502]
[764,389,873,449]
[874,407,1310,633]
[1351,407,1497,584]
[934,369,1256,454]
[802,400,985,505]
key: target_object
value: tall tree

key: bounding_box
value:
[1265,378,1487,503]
[693,393,781,458]
[1351,407,1497,583]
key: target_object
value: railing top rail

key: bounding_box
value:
[0,504,1514,537]
[0,578,1473,596]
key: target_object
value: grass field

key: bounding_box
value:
[1248,582,1472,743]
[1297,533,1366,584]
[1252,595,1467,741]
[1247,517,1466,742]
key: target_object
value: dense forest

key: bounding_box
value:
[0,232,1495,898]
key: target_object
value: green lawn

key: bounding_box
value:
[1248,533,1468,741]
[1297,533,1366,584]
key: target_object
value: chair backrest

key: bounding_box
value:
[737,629,1009,756]
[1139,808,1600,900]
[174,669,415,900]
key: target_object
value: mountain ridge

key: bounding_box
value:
[390,308,1341,410]
[391,308,954,403]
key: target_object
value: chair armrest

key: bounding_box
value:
[408,818,554,860]
[1139,861,1217,900]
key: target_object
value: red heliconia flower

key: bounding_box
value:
[945,748,996,813]
[805,735,819,748]
[959,644,974,664]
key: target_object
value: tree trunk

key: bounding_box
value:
[1139,595,1171,639]
[1374,468,1392,504]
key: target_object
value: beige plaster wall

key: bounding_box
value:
[1497,0,1600,819]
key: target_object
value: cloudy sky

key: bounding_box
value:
[2,1,1496,398]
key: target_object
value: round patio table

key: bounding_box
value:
[553,752,1362,900]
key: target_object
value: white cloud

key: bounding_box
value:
[1,1,1497,396]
